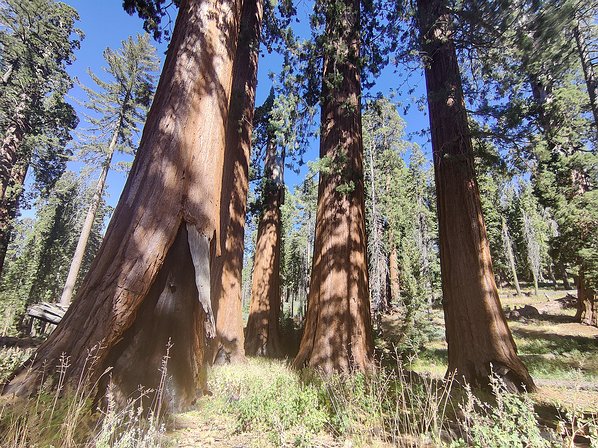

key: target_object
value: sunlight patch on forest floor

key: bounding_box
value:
[383,288,598,414]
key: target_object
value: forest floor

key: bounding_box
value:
[0,286,596,447]
[403,287,598,411]
[164,286,598,447]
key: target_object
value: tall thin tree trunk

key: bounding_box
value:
[59,130,119,306]
[389,244,400,305]
[293,0,373,373]
[367,138,385,314]
[3,0,243,408]
[416,0,535,392]
[502,217,521,296]
[245,138,284,356]
[557,262,571,289]
[574,21,598,135]
[210,0,263,364]
[575,269,597,327]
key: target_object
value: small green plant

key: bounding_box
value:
[209,359,327,446]
[457,373,554,448]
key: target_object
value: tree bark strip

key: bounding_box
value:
[3,0,243,408]
[417,0,535,391]
[210,0,264,363]
[293,0,373,373]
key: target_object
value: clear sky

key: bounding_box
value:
[47,0,431,215]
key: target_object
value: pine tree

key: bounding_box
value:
[0,0,80,274]
[59,34,158,306]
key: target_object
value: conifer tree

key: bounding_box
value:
[4,0,244,407]
[59,34,158,306]
[416,0,535,391]
[293,0,374,372]
[0,172,108,326]
[210,0,264,364]
[0,0,80,274]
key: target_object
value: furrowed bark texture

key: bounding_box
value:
[210,0,263,364]
[576,269,597,327]
[293,0,373,373]
[245,138,283,356]
[2,0,242,409]
[417,0,535,392]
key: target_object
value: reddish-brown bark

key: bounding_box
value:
[2,0,243,409]
[245,138,283,356]
[209,0,264,364]
[293,0,373,373]
[576,269,597,327]
[417,0,535,391]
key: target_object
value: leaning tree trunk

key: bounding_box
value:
[59,128,119,306]
[244,137,284,357]
[417,0,535,392]
[574,21,598,136]
[209,0,263,364]
[293,0,373,373]
[2,0,243,411]
[576,269,597,327]
[502,217,521,296]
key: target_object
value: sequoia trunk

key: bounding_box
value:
[417,0,535,392]
[209,0,263,364]
[3,0,242,410]
[293,0,373,373]
[244,138,284,356]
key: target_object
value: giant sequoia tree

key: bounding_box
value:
[416,0,535,391]
[209,0,264,363]
[3,0,243,409]
[293,0,373,373]
[245,112,285,357]
[0,0,80,274]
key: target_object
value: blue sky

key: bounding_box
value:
[50,0,431,214]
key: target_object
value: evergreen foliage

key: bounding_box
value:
[0,172,109,332]
[0,0,80,198]
[77,34,159,168]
